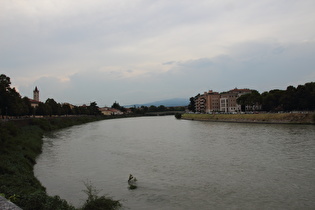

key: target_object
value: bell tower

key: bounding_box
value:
[33,86,39,101]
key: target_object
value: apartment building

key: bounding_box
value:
[195,93,206,113]
[205,90,221,113]
[195,88,252,113]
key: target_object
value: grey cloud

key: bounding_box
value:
[18,40,315,106]
[162,61,176,65]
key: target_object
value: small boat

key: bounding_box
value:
[128,174,137,189]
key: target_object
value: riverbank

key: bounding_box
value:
[0,116,121,210]
[182,113,315,124]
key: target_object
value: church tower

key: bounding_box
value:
[33,86,39,101]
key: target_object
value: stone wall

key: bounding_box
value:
[0,196,22,210]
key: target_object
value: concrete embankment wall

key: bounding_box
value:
[182,113,315,124]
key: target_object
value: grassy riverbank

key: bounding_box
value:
[0,116,121,210]
[182,113,315,124]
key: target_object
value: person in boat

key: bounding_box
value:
[128,174,134,182]
[128,174,137,182]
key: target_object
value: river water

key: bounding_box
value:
[34,116,315,209]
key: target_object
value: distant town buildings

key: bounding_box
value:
[194,88,253,113]
[99,107,124,115]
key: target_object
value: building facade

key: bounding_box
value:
[99,107,123,115]
[195,93,206,113]
[205,90,221,113]
[195,88,252,113]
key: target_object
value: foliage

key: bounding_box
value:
[87,102,102,115]
[236,82,315,112]
[237,90,261,111]
[81,181,121,210]
[127,105,185,115]
[148,105,158,112]
[17,191,75,210]
[0,74,32,116]
[188,96,196,112]
[45,98,61,116]
[111,101,126,112]
[175,113,182,119]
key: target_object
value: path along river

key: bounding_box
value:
[34,116,315,209]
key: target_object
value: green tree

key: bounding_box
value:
[304,82,315,110]
[281,86,296,111]
[35,102,49,115]
[188,97,196,112]
[237,90,261,111]
[148,105,158,112]
[157,105,166,112]
[22,97,33,115]
[141,106,148,113]
[88,102,101,115]
[61,103,73,115]
[111,101,126,112]
[111,101,121,110]
[0,74,26,116]
[0,74,11,91]
[261,89,285,111]
[45,98,60,116]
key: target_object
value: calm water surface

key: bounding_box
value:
[34,116,315,209]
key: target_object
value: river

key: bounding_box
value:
[34,116,315,209]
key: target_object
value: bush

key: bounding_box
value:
[0,122,18,145]
[30,119,52,131]
[174,113,182,119]
[16,190,75,210]
[81,181,121,210]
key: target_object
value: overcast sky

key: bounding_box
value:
[1,0,315,106]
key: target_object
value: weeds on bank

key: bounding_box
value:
[81,181,121,210]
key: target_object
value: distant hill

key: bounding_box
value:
[125,98,189,107]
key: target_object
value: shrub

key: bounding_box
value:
[174,113,182,119]
[17,190,75,210]
[81,181,121,210]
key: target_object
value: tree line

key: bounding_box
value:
[0,74,185,118]
[111,101,185,114]
[0,74,101,117]
[237,82,315,112]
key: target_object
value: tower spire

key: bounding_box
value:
[33,86,39,101]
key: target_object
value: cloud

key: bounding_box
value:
[163,61,176,65]
[17,39,315,106]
